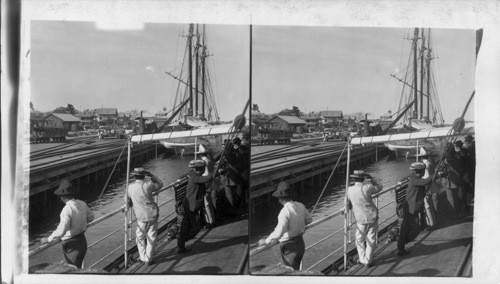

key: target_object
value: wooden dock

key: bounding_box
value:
[249,140,385,227]
[29,138,159,196]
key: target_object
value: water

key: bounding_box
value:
[29,152,194,247]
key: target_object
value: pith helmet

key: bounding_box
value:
[272,181,291,198]
[54,179,78,196]
[189,160,206,168]
[131,167,147,176]
[410,162,426,170]
[350,170,366,179]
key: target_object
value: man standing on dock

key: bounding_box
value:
[219,137,247,216]
[397,162,432,256]
[177,160,212,254]
[346,170,383,268]
[40,179,94,269]
[258,181,312,270]
[127,168,164,265]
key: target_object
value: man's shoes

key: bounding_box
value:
[397,249,411,256]
[177,247,191,254]
[365,262,374,268]
[145,260,155,266]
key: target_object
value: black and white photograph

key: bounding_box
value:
[24,20,250,274]
[2,1,500,284]
[248,25,476,276]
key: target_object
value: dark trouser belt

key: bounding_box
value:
[62,232,85,242]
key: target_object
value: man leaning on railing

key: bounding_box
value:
[257,181,312,270]
[126,168,164,266]
[40,179,95,269]
[346,170,383,268]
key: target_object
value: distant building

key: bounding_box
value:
[94,108,118,125]
[117,113,132,126]
[318,110,343,128]
[77,112,98,129]
[267,115,306,134]
[43,113,82,131]
[301,113,322,130]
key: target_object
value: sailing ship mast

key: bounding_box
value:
[195,24,200,117]
[419,28,425,120]
[389,27,443,129]
[426,28,431,123]
[201,25,206,119]
[188,24,194,116]
[413,28,418,119]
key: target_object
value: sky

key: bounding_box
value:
[253,26,476,123]
[31,22,475,124]
[30,21,250,121]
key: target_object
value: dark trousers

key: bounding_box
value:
[177,203,200,249]
[397,206,421,251]
[445,187,465,217]
[224,185,238,208]
[62,233,87,268]
[279,235,305,270]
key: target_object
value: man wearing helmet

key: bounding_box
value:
[397,162,432,256]
[177,160,212,254]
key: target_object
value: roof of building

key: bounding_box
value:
[302,114,321,119]
[46,113,82,122]
[78,113,96,118]
[271,115,306,125]
[319,110,343,118]
[95,108,118,115]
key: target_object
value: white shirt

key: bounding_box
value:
[48,199,94,242]
[128,178,163,222]
[265,201,312,244]
[347,181,382,225]
[422,158,434,179]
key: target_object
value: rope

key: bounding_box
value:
[310,142,348,215]
[432,90,475,178]
[89,141,128,210]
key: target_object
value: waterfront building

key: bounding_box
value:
[318,110,343,128]
[43,113,82,131]
[267,115,306,134]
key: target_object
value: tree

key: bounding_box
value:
[53,106,68,114]
[252,104,260,112]
[291,106,301,117]
[66,104,76,115]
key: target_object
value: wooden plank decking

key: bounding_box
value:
[335,214,473,277]
[123,217,248,274]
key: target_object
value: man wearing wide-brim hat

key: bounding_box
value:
[396,162,432,256]
[127,167,163,265]
[177,160,212,254]
[346,170,382,268]
[258,181,312,270]
[40,179,94,268]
